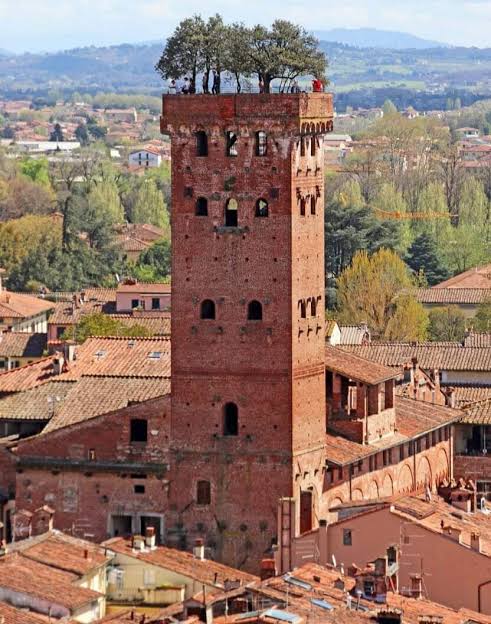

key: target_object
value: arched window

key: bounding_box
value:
[256,131,267,156]
[195,197,208,216]
[225,198,238,227]
[300,198,306,216]
[226,131,238,157]
[255,198,269,218]
[223,402,239,436]
[200,299,215,320]
[196,131,208,157]
[310,195,316,215]
[310,298,317,317]
[300,138,306,157]
[310,137,316,156]
[248,300,263,321]
[299,300,307,319]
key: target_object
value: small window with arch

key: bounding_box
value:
[255,198,269,218]
[300,138,306,157]
[200,299,215,320]
[256,131,267,156]
[310,298,317,317]
[300,198,306,216]
[225,198,238,227]
[310,196,316,215]
[310,137,316,156]
[226,131,238,157]
[299,300,307,319]
[195,197,208,216]
[196,131,208,157]
[223,402,239,436]
[247,300,263,321]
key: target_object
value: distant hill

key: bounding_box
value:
[314,28,447,50]
[0,49,12,57]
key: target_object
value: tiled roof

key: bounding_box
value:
[0,380,73,421]
[49,299,115,325]
[107,315,171,335]
[10,531,108,576]
[338,325,369,345]
[325,345,398,385]
[43,377,169,433]
[464,332,491,347]
[452,385,491,407]
[0,291,54,319]
[0,600,59,624]
[461,399,491,425]
[81,288,117,303]
[342,343,491,371]
[59,336,171,381]
[326,396,460,466]
[115,235,150,253]
[104,537,258,588]
[117,282,171,294]
[434,263,491,289]
[0,553,102,610]
[0,357,58,394]
[0,333,46,358]
[416,287,491,304]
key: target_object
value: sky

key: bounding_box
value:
[1,0,490,53]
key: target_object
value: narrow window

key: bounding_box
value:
[130,419,148,443]
[131,299,139,309]
[299,300,307,319]
[248,300,263,321]
[88,449,96,461]
[255,198,269,218]
[310,196,316,215]
[226,131,238,157]
[223,403,239,436]
[134,485,145,494]
[256,131,267,156]
[300,138,306,157]
[151,298,160,310]
[310,137,316,156]
[225,198,238,227]
[300,198,306,216]
[195,197,208,216]
[310,298,317,317]
[197,480,211,505]
[343,529,352,546]
[196,131,208,157]
[200,299,215,320]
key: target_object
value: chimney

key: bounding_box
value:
[52,354,65,376]
[260,558,276,581]
[132,535,145,551]
[145,526,156,549]
[471,532,482,553]
[410,574,423,599]
[193,538,205,561]
[443,525,462,543]
[84,548,89,559]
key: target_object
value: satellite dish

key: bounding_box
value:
[331,554,337,568]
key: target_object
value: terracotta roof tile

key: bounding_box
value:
[116,283,171,294]
[0,357,58,394]
[452,385,491,406]
[464,332,491,347]
[103,538,258,588]
[0,292,54,319]
[417,287,491,304]
[461,399,491,425]
[0,333,46,358]
[0,600,61,624]
[0,553,102,611]
[0,380,72,421]
[49,300,115,325]
[434,263,491,289]
[325,345,397,385]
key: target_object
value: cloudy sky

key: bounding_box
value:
[1,0,490,52]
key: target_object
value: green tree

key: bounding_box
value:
[19,157,51,187]
[49,123,64,142]
[65,312,151,343]
[130,179,170,231]
[87,122,107,140]
[371,182,412,254]
[474,299,491,332]
[428,306,467,342]
[336,248,428,340]
[405,232,450,286]
[156,15,205,86]
[382,99,397,115]
[75,124,89,146]
[135,239,171,281]
[459,177,488,227]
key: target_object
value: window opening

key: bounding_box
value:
[300,138,306,157]
[223,402,239,436]
[225,198,238,227]
[310,137,316,156]
[200,299,215,320]
[310,196,316,215]
[255,198,269,217]
[196,131,208,156]
[310,298,317,317]
[300,198,306,216]
[151,298,160,310]
[196,197,208,216]
[299,300,307,319]
[130,419,148,443]
[256,131,267,156]
[197,480,211,505]
[343,529,352,546]
[226,131,238,157]
[248,300,263,321]
[134,485,145,494]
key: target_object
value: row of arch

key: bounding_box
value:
[299,296,321,319]
[195,130,269,158]
[300,120,334,135]
[195,197,269,222]
[200,299,263,321]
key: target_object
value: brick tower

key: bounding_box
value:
[161,93,333,570]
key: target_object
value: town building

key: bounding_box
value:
[0,283,54,333]
[0,333,46,371]
[128,147,162,169]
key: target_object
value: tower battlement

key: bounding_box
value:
[161,92,333,134]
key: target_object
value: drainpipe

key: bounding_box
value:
[478,579,491,613]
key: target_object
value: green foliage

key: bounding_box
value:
[75,124,89,145]
[19,157,50,187]
[129,179,169,231]
[474,299,491,332]
[87,122,107,140]
[405,232,450,286]
[65,312,152,344]
[382,99,397,115]
[336,248,428,341]
[134,239,171,281]
[86,179,124,234]
[49,123,64,142]
[0,215,61,272]
[428,306,467,342]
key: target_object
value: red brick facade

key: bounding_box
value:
[162,94,333,569]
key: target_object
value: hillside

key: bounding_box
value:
[313,28,445,49]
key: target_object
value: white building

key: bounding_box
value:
[128,147,162,168]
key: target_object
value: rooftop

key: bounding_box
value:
[325,345,397,385]
[116,282,171,294]
[103,537,258,589]
[0,333,47,358]
[0,380,73,421]
[433,263,491,289]
[0,357,59,394]
[461,399,491,425]
[416,287,491,304]
[0,291,54,320]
